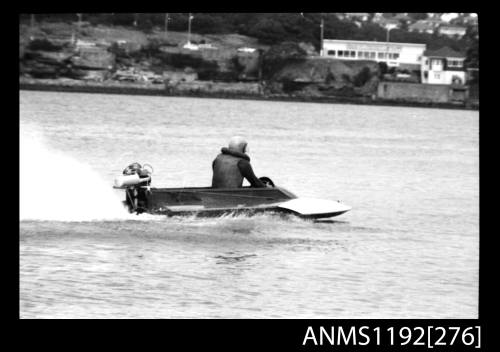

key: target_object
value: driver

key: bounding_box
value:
[212,136,266,188]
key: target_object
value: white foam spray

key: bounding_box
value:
[20,129,133,221]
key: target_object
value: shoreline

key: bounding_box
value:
[19,80,478,111]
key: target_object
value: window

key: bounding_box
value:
[370,52,376,59]
[393,53,399,59]
[448,59,463,68]
[327,50,336,56]
[431,59,442,66]
[425,59,429,65]
[378,52,385,59]
[350,51,356,57]
[423,71,428,79]
[363,51,370,58]
[434,73,441,79]
[357,51,363,58]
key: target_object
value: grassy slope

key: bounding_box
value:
[20,21,269,52]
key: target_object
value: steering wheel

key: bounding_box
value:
[259,176,275,188]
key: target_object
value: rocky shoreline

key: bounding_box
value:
[20,77,478,111]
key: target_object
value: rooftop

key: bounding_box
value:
[409,21,435,31]
[393,13,412,21]
[377,18,401,26]
[439,25,467,31]
[323,39,426,48]
[344,13,370,17]
[424,46,465,58]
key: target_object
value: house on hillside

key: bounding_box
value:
[426,18,446,28]
[409,21,435,34]
[183,42,199,51]
[421,46,467,85]
[393,13,412,26]
[440,13,460,23]
[438,25,467,38]
[450,13,478,27]
[341,13,370,22]
[375,17,401,30]
[462,14,478,26]
[409,19,445,34]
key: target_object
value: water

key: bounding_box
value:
[19,91,479,318]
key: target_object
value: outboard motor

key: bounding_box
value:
[114,162,153,213]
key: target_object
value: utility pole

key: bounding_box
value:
[30,14,35,40]
[187,13,193,44]
[164,13,169,36]
[77,13,82,32]
[385,26,394,65]
[320,15,324,56]
[300,13,324,56]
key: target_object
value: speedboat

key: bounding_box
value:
[113,163,351,219]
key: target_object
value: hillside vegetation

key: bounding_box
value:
[19,14,478,102]
[20,13,478,63]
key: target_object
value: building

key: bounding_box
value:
[341,13,370,22]
[408,21,435,34]
[409,19,444,34]
[183,42,199,50]
[450,13,478,27]
[440,13,460,23]
[321,39,426,69]
[393,13,412,25]
[438,25,467,38]
[421,46,466,85]
[376,17,401,29]
[461,13,478,26]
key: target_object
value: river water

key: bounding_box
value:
[19,90,479,319]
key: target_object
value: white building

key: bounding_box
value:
[421,47,467,85]
[341,13,370,21]
[438,25,467,38]
[408,19,444,34]
[183,42,199,50]
[322,39,426,69]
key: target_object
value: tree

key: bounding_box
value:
[190,13,230,34]
[261,41,307,79]
[248,17,287,45]
[408,13,428,21]
[353,67,372,86]
[465,40,479,68]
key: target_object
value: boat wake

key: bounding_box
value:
[20,129,135,222]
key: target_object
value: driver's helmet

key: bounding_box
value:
[228,136,248,154]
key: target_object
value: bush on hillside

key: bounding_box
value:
[261,41,307,79]
[27,38,65,52]
[353,67,373,87]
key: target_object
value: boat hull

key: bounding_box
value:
[120,186,350,219]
